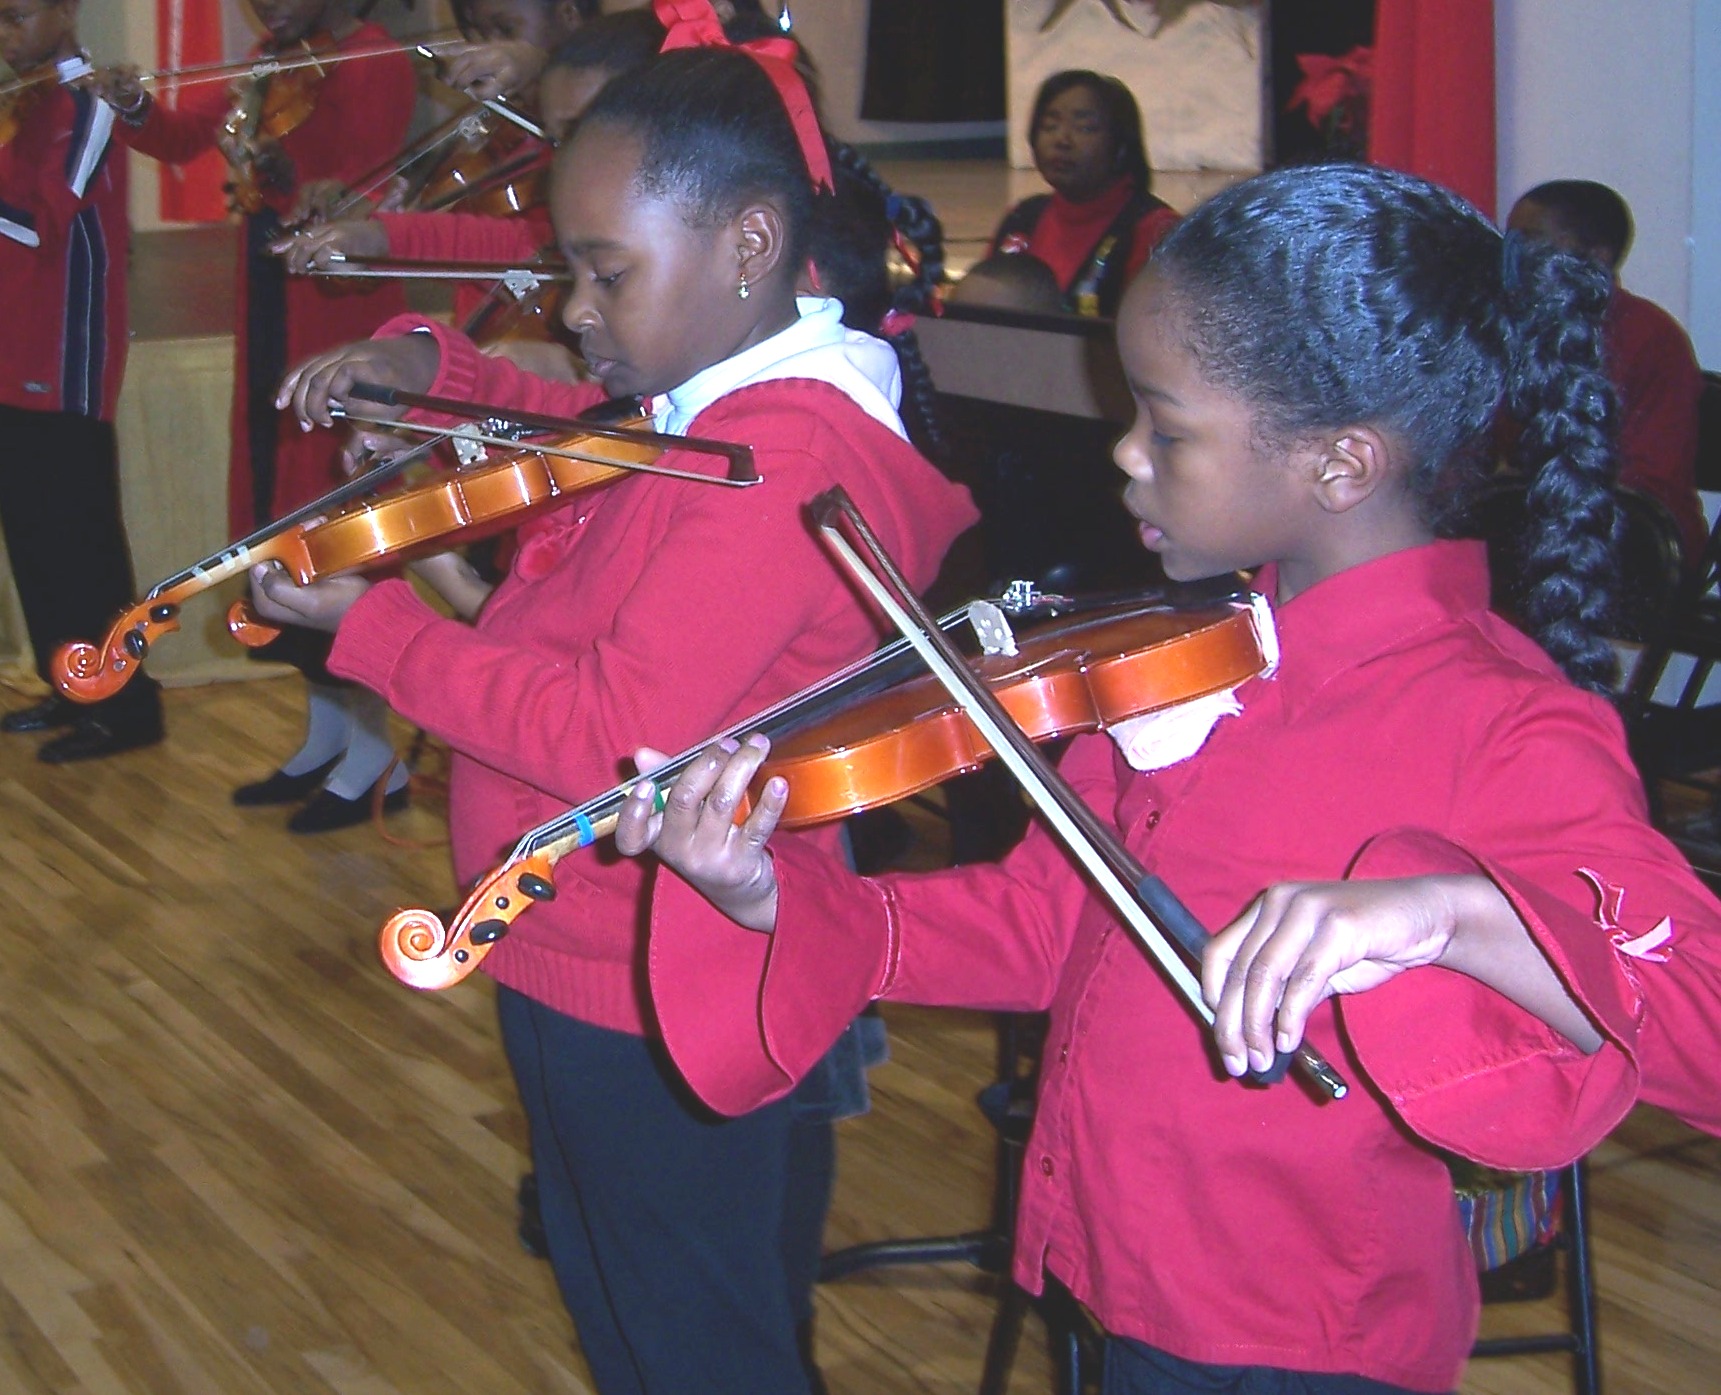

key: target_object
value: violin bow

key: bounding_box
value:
[337,382,761,486]
[811,486,1349,1103]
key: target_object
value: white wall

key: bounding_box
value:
[1497,0,1719,363]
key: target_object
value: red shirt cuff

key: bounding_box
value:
[649,840,891,1116]
[1340,828,1641,1170]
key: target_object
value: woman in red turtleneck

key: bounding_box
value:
[990,69,1178,317]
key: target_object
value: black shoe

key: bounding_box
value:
[38,715,164,764]
[2,695,80,733]
[286,782,408,834]
[233,756,341,806]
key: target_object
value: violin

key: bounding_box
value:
[308,96,546,225]
[51,389,757,701]
[378,582,1272,991]
[223,33,338,214]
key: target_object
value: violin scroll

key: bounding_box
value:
[227,599,283,648]
[379,850,558,990]
[51,601,183,702]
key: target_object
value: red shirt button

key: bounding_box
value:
[1040,1156,1055,1177]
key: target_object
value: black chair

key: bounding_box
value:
[1694,371,1721,492]
[1467,1160,1602,1395]
[1622,502,1721,878]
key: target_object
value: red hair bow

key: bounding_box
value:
[653,0,833,193]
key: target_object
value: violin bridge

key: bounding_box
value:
[451,423,488,467]
[968,601,1019,658]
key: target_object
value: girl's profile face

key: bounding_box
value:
[1112,273,1312,583]
[552,123,766,400]
[1032,84,1118,202]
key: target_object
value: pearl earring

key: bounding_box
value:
[738,273,750,300]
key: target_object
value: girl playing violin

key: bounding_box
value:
[93,0,416,828]
[278,13,665,338]
[248,33,975,1395]
[617,164,1721,1394]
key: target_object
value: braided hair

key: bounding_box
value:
[1148,163,1621,691]
[809,142,948,460]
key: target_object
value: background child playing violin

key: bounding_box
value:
[617,164,1721,1395]
[92,0,418,830]
[247,34,975,1395]
[0,0,165,761]
[279,11,661,358]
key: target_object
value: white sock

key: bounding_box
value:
[322,687,408,801]
[280,682,354,777]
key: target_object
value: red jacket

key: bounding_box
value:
[647,540,1721,1390]
[328,317,977,1035]
[124,24,415,531]
[0,83,127,420]
[1609,286,1706,565]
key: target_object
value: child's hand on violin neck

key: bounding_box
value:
[249,562,371,633]
[614,735,786,935]
[1201,875,1480,1077]
[271,216,388,274]
[277,332,439,430]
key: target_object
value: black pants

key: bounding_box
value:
[1103,1339,1434,1395]
[0,403,160,726]
[497,987,822,1395]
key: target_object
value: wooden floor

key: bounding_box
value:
[0,675,1718,1394]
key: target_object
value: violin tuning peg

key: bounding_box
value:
[516,872,556,901]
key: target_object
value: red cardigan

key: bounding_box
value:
[0,85,128,420]
[647,539,1721,1390]
[328,317,977,1035]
